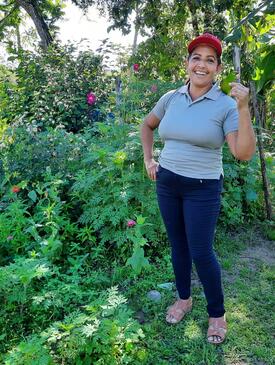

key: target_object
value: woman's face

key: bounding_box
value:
[186,45,221,88]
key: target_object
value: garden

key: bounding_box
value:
[0,1,274,364]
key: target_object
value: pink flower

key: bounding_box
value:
[11,186,20,193]
[133,63,139,72]
[127,219,136,228]
[86,92,96,105]
[7,235,13,241]
[151,84,158,92]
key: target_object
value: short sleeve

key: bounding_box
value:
[151,90,176,120]
[223,104,239,136]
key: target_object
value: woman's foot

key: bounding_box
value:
[207,315,227,344]
[166,297,192,324]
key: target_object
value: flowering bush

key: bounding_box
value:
[133,63,139,72]
[11,186,20,193]
[1,44,113,132]
[86,91,97,105]
[127,219,136,227]
[71,122,166,263]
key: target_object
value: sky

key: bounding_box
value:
[57,3,138,51]
[0,2,146,65]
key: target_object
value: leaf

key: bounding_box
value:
[256,50,275,93]
[136,215,146,225]
[246,190,258,201]
[126,247,149,275]
[224,29,242,43]
[220,72,236,95]
[28,190,37,202]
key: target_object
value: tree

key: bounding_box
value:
[224,0,274,220]
[0,0,64,50]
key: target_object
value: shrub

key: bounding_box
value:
[221,146,265,226]
[0,43,114,132]
[0,199,32,264]
[4,287,147,365]
[71,122,166,266]
[117,77,182,124]
[0,126,91,189]
[0,167,78,264]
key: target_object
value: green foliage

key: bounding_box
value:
[0,3,274,359]
[220,72,236,94]
[4,286,147,365]
[221,146,264,225]
[0,0,64,53]
[71,122,166,266]
[0,257,52,350]
[117,78,182,123]
[0,125,91,184]
[4,337,54,365]
[0,167,78,263]
[0,44,113,132]
[0,200,32,264]
[254,46,275,93]
[126,215,150,275]
[0,257,51,305]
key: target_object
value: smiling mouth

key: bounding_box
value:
[194,71,207,75]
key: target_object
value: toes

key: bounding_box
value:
[166,314,176,323]
[208,335,222,343]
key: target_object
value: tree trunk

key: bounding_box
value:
[203,4,214,32]
[132,4,140,55]
[15,23,22,53]
[16,0,53,49]
[187,0,199,36]
[115,76,123,124]
[250,81,273,220]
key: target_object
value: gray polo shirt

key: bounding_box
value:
[151,83,239,179]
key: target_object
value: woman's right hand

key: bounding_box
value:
[144,159,159,181]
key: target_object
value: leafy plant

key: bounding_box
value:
[0,44,113,132]
[4,287,147,365]
[71,122,166,267]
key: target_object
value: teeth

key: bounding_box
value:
[195,71,206,75]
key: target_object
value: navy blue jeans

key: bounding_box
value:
[156,165,225,317]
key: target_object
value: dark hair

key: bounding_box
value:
[187,50,221,65]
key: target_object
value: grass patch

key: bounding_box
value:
[1,226,274,364]
[121,226,275,364]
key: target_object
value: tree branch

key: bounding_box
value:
[0,4,19,27]
[230,0,272,33]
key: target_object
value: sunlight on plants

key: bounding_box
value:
[183,320,203,340]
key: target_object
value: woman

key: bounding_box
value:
[140,33,256,344]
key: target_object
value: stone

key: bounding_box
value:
[147,290,162,302]
[157,282,174,290]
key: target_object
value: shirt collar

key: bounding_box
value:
[178,82,220,101]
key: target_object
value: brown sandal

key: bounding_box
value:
[207,316,227,344]
[166,297,192,324]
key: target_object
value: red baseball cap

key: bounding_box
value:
[188,33,222,57]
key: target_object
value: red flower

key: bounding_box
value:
[86,92,96,105]
[133,63,139,72]
[127,219,136,228]
[151,84,158,92]
[11,186,20,193]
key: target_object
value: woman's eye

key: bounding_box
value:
[208,59,215,63]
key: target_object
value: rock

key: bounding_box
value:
[147,290,162,302]
[157,282,174,290]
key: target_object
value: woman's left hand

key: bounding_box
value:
[229,82,250,109]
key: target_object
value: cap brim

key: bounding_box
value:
[188,36,222,56]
